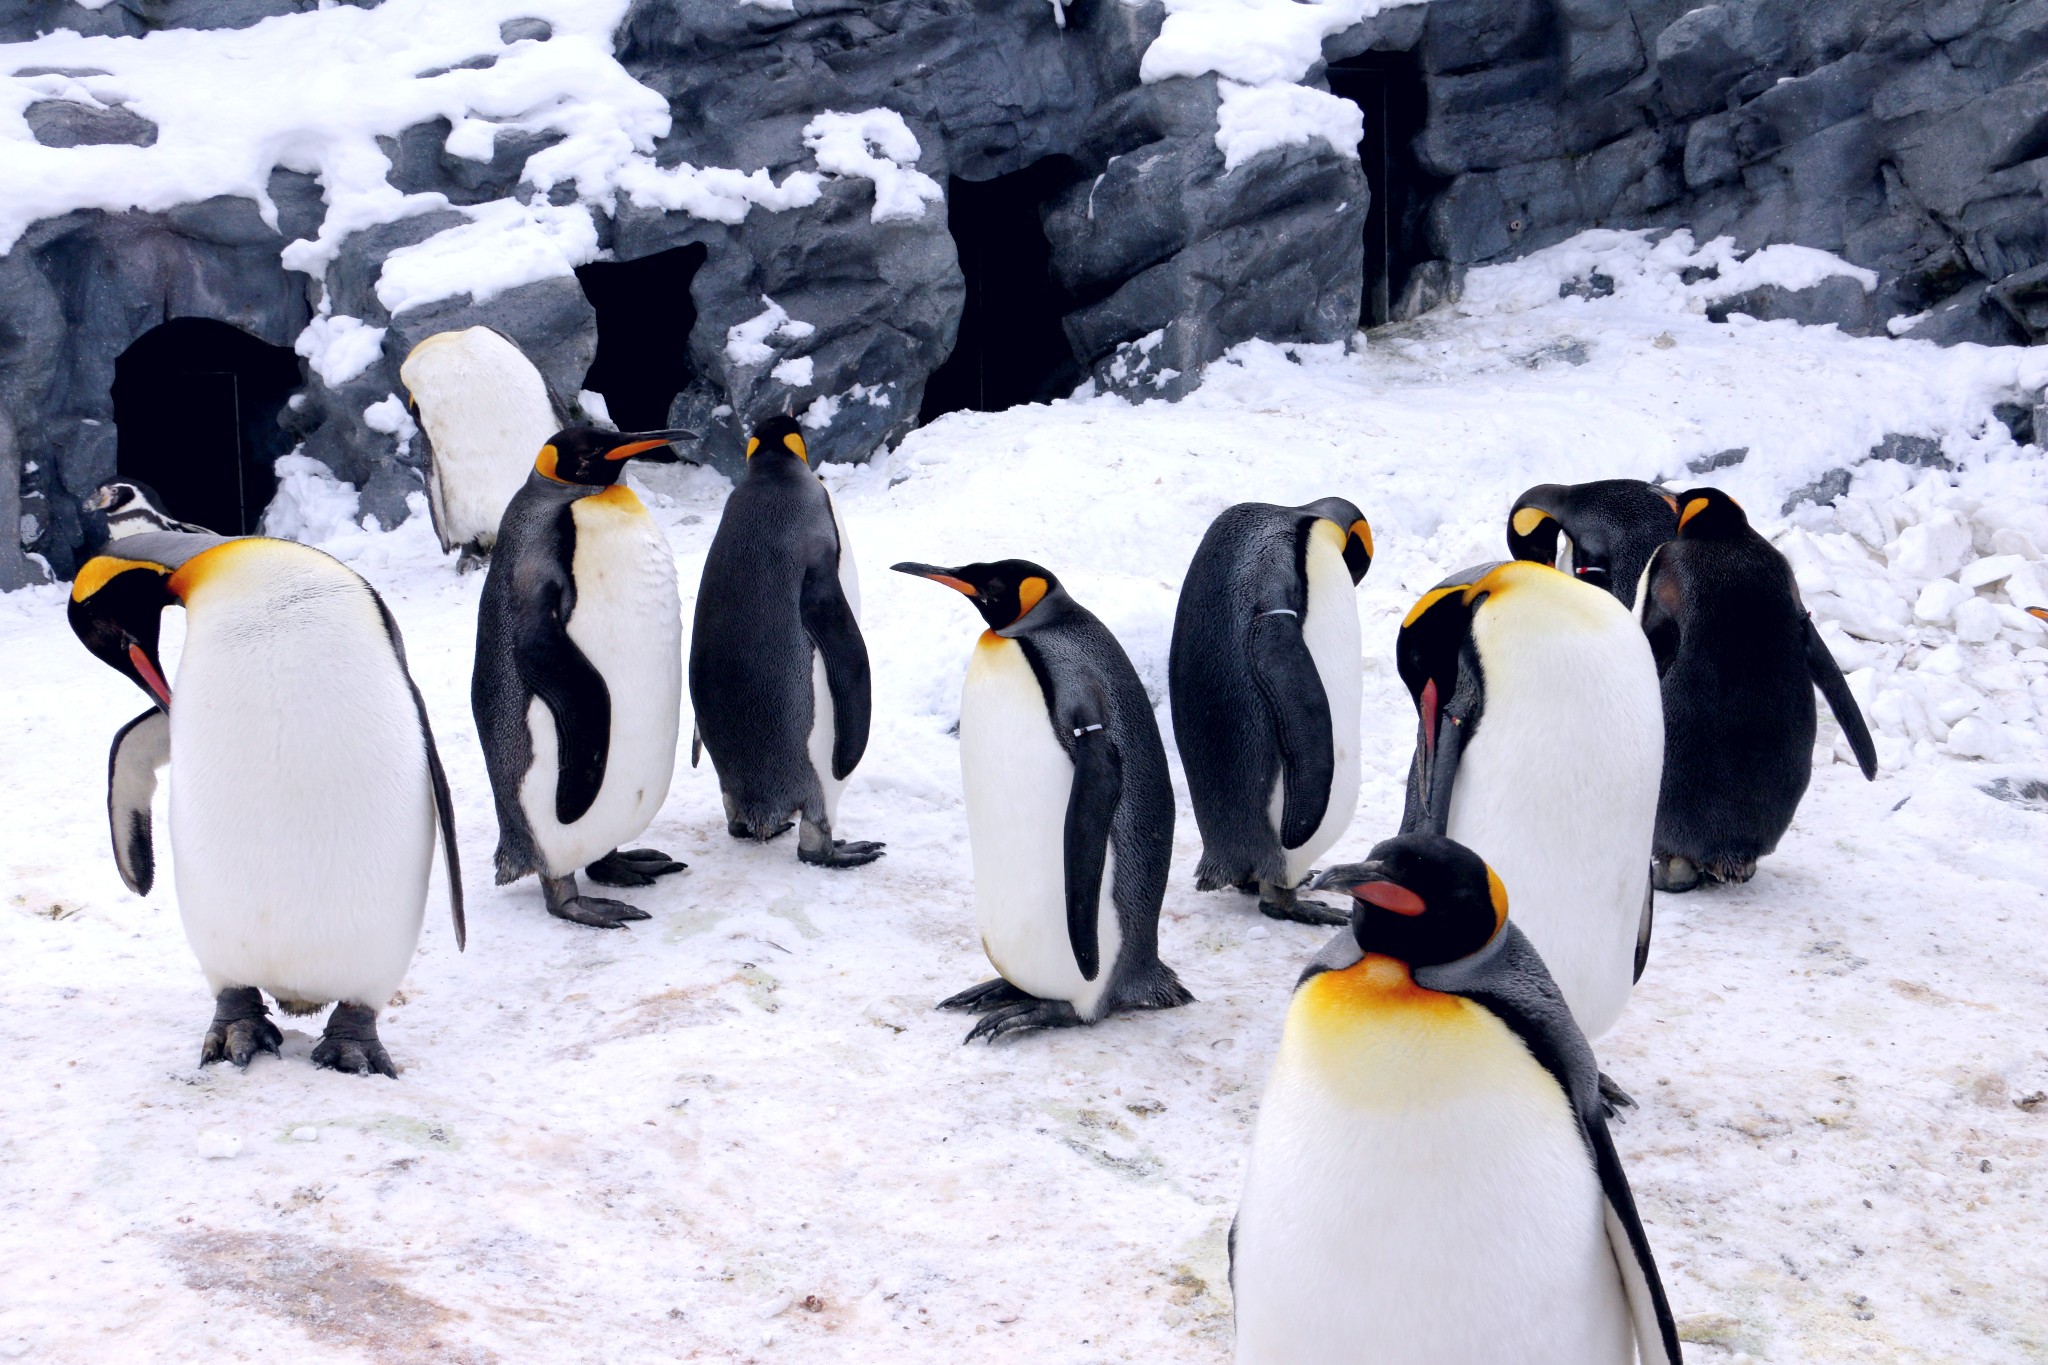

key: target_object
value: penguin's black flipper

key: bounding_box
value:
[514,575,613,824]
[800,557,872,781]
[107,706,169,896]
[371,589,466,948]
[1064,723,1122,982]
[1634,870,1654,983]
[1247,609,1334,848]
[1803,614,1878,779]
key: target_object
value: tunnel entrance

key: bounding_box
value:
[575,243,707,431]
[920,157,1084,421]
[111,318,303,536]
[1327,54,1447,327]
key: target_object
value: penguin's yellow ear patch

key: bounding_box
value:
[1679,496,1710,528]
[71,556,168,602]
[1350,519,1374,558]
[1511,507,1552,537]
[1401,584,1466,629]
[535,444,563,482]
[783,431,807,462]
[1017,576,1048,620]
[1484,864,1508,934]
[745,436,761,459]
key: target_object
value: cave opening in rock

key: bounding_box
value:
[1327,54,1446,327]
[111,318,304,536]
[921,157,1084,421]
[575,243,708,431]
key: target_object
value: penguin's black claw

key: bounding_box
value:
[310,1003,397,1078]
[549,896,653,929]
[936,978,1033,1014]
[1259,896,1350,927]
[798,839,886,869]
[199,986,282,1069]
[964,999,1082,1044]
[728,818,795,842]
[1598,1072,1638,1120]
[585,848,688,886]
[1651,854,1703,893]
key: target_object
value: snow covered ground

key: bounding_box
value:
[3,231,2047,1363]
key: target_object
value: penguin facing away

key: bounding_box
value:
[401,327,567,572]
[473,426,695,928]
[688,415,882,868]
[1169,498,1374,925]
[894,558,1193,1041]
[1508,479,1679,609]
[1639,487,1878,892]
[69,531,463,1076]
[83,478,209,549]
[1397,559,1664,1048]
[1230,833,1681,1365]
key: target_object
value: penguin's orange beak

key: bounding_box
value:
[891,563,979,598]
[603,429,696,461]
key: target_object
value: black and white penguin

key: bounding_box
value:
[688,415,882,868]
[1397,560,1663,1044]
[894,558,1193,1041]
[68,531,463,1075]
[473,426,694,928]
[1508,479,1679,608]
[401,327,566,571]
[1230,833,1680,1365]
[1168,498,1373,924]
[82,478,208,548]
[1640,487,1878,891]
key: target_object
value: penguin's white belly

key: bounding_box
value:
[520,486,681,875]
[168,547,432,1009]
[401,328,558,550]
[959,634,1121,1020]
[1274,523,1362,885]
[1233,962,1632,1365]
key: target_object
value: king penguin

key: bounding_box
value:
[68,531,463,1075]
[1230,833,1681,1365]
[1507,479,1679,608]
[1640,487,1878,891]
[473,425,695,927]
[894,558,1193,1041]
[1169,498,1373,924]
[688,415,882,868]
[1396,560,1663,1048]
[401,327,566,571]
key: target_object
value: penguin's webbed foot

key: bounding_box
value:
[1706,857,1758,885]
[936,978,1034,1014]
[585,847,688,887]
[727,818,795,841]
[798,838,886,869]
[1258,883,1350,927]
[310,1002,396,1078]
[199,986,282,1069]
[1651,854,1703,894]
[456,544,488,574]
[542,872,652,929]
[1598,1072,1638,1121]
[964,998,1082,1044]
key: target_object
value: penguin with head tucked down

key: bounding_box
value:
[1507,479,1679,608]
[689,415,883,869]
[474,425,695,928]
[69,531,463,1075]
[1229,833,1681,1365]
[1169,498,1373,924]
[1640,487,1878,892]
[83,478,208,548]
[894,558,1192,1041]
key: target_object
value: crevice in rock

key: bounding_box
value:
[574,243,708,432]
[1328,52,1446,328]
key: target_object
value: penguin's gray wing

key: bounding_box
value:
[799,552,871,781]
[1638,545,1682,678]
[513,508,612,824]
[1635,870,1654,983]
[370,591,466,949]
[1247,607,1333,848]
[107,706,169,895]
[1418,926,1682,1365]
[1802,614,1878,779]
[1062,700,1122,983]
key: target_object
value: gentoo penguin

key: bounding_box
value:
[688,415,882,868]
[401,327,565,571]
[1230,833,1680,1365]
[68,531,463,1075]
[1397,560,1663,1046]
[83,478,208,548]
[894,558,1192,1041]
[1640,487,1878,892]
[473,425,694,928]
[1508,479,1679,608]
[1168,498,1373,924]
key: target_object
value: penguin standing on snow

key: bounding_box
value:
[474,426,694,928]
[1640,487,1878,891]
[894,558,1192,1041]
[1397,560,1663,1047]
[82,478,209,548]
[69,532,463,1075]
[1169,498,1374,924]
[1230,833,1680,1365]
[689,415,883,868]
[401,327,567,571]
[1507,478,1678,608]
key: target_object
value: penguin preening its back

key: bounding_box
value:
[894,558,1192,1042]
[1169,498,1373,925]
[401,327,566,571]
[1230,833,1680,1365]
[83,478,209,549]
[69,531,463,1076]
[1640,487,1878,892]
[688,415,882,869]
[1397,559,1663,1045]
[1509,479,1679,608]
[473,426,695,928]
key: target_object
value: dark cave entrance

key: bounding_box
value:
[575,243,707,431]
[1327,54,1447,327]
[921,157,1084,421]
[111,318,303,536]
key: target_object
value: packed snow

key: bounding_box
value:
[3,230,2047,1364]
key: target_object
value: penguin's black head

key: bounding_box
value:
[68,555,177,710]
[1672,486,1749,539]
[1396,570,1490,752]
[891,558,1061,632]
[536,426,697,486]
[1508,479,1679,595]
[1311,834,1507,969]
[1299,496,1374,584]
[746,415,810,464]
